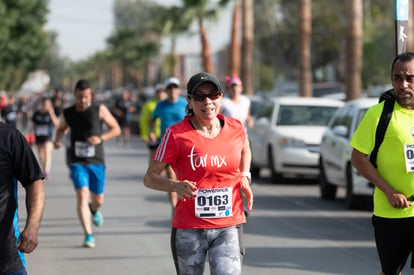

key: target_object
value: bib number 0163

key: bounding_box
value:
[195,187,232,218]
[197,194,229,207]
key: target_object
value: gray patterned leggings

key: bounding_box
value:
[171,225,245,275]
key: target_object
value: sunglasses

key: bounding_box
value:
[190,91,222,102]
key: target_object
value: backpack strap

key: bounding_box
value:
[369,97,395,167]
[379,89,395,102]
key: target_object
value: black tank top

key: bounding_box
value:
[64,104,104,164]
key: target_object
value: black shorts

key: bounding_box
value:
[372,215,414,274]
[35,135,52,144]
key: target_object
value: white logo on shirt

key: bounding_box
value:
[188,145,227,171]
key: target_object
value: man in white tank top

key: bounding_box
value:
[221,74,253,129]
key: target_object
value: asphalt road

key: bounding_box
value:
[20,136,381,275]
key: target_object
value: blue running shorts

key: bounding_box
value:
[70,163,106,194]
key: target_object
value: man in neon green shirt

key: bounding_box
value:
[139,84,167,161]
[351,52,414,275]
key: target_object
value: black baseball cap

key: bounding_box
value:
[186,72,223,95]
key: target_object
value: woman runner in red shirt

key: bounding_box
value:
[144,72,253,275]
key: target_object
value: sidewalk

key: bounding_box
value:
[22,137,176,275]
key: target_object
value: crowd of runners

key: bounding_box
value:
[1,73,256,275]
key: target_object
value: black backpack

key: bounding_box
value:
[368,89,395,167]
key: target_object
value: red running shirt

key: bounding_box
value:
[154,114,247,229]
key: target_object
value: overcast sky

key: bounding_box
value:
[45,0,232,61]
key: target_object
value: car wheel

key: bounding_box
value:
[345,164,362,209]
[268,146,282,183]
[319,159,337,200]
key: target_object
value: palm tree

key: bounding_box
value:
[229,0,241,76]
[345,0,363,100]
[107,29,159,88]
[160,5,193,77]
[298,0,312,97]
[181,0,231,74]
[241,0,254,96]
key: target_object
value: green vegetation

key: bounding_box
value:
[0,0,402,95]
[0,0,49,91]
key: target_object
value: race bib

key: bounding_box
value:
[404,144,414,172]
[74,141,95,158]
[35,125,49,136]
[195,187,232,218]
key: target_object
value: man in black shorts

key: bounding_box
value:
[351,52,414,274]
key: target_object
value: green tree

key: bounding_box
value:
[311,0,346,81]
[159,5,193,77]
[254,0,298,84]
[181,0,231,73]
[254,0,395,91]
[38,31,70,90]
[0,0,49,91]
[59,0,166,90]
[108,0,164,88]
[107,28,160,89]
[361,1,394,87]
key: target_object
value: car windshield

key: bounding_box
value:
[277,105,339,126]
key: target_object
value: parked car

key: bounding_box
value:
[248,97,343,182]
[319,98,377,209]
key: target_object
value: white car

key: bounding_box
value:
[319,98,377,209]
[248,97,343,182]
